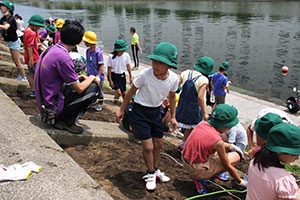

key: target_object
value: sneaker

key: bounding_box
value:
[16,74,22,80]
[21,76,28,81]
[143,173,156,191]
[29,91,35,98]
[155,169,170,182]
[193,179,208,194]
[177,142,185,152]
[52,120,83,134]
[215,172,230,181]
[95,104,103,111]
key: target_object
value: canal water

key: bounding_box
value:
[14,0,300,104]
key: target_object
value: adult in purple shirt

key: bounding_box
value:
[34,21,99,134]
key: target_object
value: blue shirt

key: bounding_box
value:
[86,47,104,80]
[212,72,227,96]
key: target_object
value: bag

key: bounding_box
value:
[41,105,56,125]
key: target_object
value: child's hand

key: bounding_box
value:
[170,118,177,132]
[28,59,34,68]
[203,113,209,121]
[228,81,232,85]
[109,81,114,88]
[116,109,124,123]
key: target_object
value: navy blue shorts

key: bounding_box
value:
[130,103,164,140]
[111,72,126,92]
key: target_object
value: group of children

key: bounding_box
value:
[1,1,299,199]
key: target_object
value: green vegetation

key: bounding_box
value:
[285,164,300,177]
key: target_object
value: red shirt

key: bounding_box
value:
[182,121,222,164]
[23,29,39,64]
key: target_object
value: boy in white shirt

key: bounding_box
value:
[117,42,179,191]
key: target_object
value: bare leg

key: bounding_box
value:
[182,128,193,142]
[114,89,121,104]
[152,137,163,168]
[141,138,154,171]
[121,91,126,99]
[10,49,25,77]
[28,74,34,92]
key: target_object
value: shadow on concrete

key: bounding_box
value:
[29,116,93,147]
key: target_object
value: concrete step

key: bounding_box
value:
[0,49,25,63]
[0,89,113,200]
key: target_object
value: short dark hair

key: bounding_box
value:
[130,27,136,33]
[44,19,50,25]
[15,14,22,20]
[219,67,226,72]
[60,20,84,46]
[253,146,284,172]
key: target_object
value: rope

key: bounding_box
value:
[184,188,247,200]
[207,180,242,200]
[160,152,183,167]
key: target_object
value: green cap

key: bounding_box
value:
[266,123,300,155]
[46,25,57,34]
[114,40,128,51]
[254,113,283,140]
[0,1,14,12]
[220,61,230,71]
[193,56,214,75]
[147,42,178,69]
[28,14,45,27]
[208,104,239,129]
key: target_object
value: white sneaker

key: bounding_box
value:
[143,173,156,191]
[21,76,28,81]
[155,169,170,182]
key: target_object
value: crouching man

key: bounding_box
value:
[181,104,247,194]
[34,20,99,134]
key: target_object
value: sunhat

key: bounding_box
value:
[114,40,128,51]
[28,14,45,27]
[193,56,214,75]
[82,31,97,44]
[55,19,65,29]
[46,25,57,34]
[0,1,14,12]
[208,104,239,129]
[147,42,178,69]
[266,123,300,155]
[220,61,230,71]
[254,112,283,140]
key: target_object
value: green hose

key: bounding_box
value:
[185,189,247,200]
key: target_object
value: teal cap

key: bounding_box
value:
[254,113,283,140]
[46,25,57,33]
[193,56,214,75]
[208,104,239,129]
[266,123,300,155]
[114,40,128,51]
[220,61,230,71]
[0,1,14,12]
[28,14,45,27]
[147,42,178,69]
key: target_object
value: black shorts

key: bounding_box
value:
[111,72,126,92]
[130,103,164,140]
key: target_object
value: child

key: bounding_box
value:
[107,40,132,104]
[130,27,141,69]
[176,56,214,151]
[54,18,64,44]
[0,1,26,81]
[116,42,179,191]
[246,107,293,157]
[83,31,105,111]
[211,61,230,109]
[14,14,24,42]
[23,14,45,97]
[69,47,86,75]
[247,123,300,200]
[182,104,247,194]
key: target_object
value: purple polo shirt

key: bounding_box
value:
[34,42,78,115]
[86,47,104,80]
[39,29,48,38]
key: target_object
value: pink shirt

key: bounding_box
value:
[54,30,60,44]
[246,160,298,200]
[182,121,221,164]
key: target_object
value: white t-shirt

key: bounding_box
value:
[249,107,293,131]
[134,68,179,107]
[106,52,131,74]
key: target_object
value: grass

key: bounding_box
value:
[285,164,300,177]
